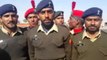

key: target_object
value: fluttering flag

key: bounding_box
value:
[72,1,76,11]
[31,0,35,8]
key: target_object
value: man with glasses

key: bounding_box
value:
[71,7,107,60]
[25,0,71,60]
[0,4,28,60]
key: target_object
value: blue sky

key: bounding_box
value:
[0,0,107,23]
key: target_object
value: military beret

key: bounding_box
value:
[72,10,84,18]
[36,0,54,13]
[24,8,35,18]
[0,4,17,16]
[54,11,64,19]
[82,7,103,19]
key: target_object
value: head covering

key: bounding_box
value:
[71,1,84,18]
[82,7,103,19]
[36,0,54,13]
[0,4,17,16]
[71,10,84,25]
[24,8,35,18]
[72,10,84,18]
[54,11,64,19]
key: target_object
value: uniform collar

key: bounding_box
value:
[82,30,101,40]
[37,23,58,35]
[1,26,22,37]
[70,27,84,35]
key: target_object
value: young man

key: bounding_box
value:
[0,4,28,60]
[54,11,64,25]
[25,8,39,29]
[71,7,107,60]
[25,0,71,60]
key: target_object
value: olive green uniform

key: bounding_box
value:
[0,28,29,60]
[71,31,107,60]
[25,25,71,60]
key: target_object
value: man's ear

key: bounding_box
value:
[76,19,80,25]
[37,15,40,19]
[101,19,103,23]
[16,15,19,18]
[0,17,2,23]
[77,19,80,23]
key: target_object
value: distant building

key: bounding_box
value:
[101,22,107,29]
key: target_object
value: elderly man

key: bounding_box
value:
[68,10,84,35]
[25,0,71,60]
[0,4,28,60]
[71,7,107,60]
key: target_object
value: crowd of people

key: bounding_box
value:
[0,0,107,60]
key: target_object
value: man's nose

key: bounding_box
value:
[8,15,13,21]
[45,12,49,18]
[91,20,95,25]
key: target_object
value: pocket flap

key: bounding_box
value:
[99,47,107,55]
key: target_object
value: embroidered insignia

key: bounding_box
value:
[60,13,63,16]
[97,10,100,15]
[0,40,3,43]
[34,35,38,40]
[77,41,84,46]
[12,6,15,11]
[48,1,51,7]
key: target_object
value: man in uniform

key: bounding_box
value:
[54,11,64,25]
[71,7,107,60]
[0,4,28,60]
[68,10,84,35]
[25,0,71,60]
[24,8,39,29]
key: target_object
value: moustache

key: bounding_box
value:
[7,21,16,24]
[89,25,97,28]
[44,19,52,22]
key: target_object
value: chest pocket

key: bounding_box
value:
[31,35,43,48]
[52,36,64,47]
[76,42,87,54]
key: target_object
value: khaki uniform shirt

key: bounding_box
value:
[82,30,101,42]
[26,24,71,60]
[71,30,107,60]
[0,26,28,60]
[1,26,22,37]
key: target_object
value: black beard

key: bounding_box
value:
[86,28,99,34]
[41,21,54,30]
[9,25,17,32]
